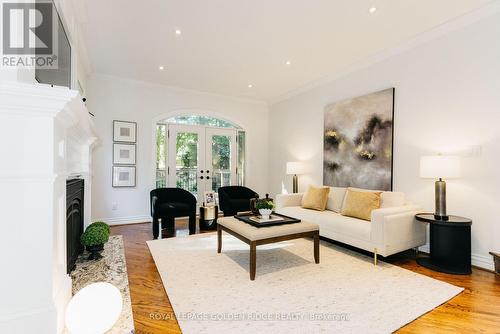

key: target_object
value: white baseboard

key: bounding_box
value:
[418,245,494,271]
[93,215,152,226]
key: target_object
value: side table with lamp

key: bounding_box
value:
[418,155,472,274]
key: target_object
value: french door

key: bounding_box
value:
[167,124,237,203]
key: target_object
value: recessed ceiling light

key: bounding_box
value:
[369,7,377,13]
[175,29,182,35]
[247,84,253,88]
[159,66,164,70]
[285,60,291,65]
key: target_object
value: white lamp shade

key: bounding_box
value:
[286,161,307,175]
[420,155,461,179]
[65,282,123,334]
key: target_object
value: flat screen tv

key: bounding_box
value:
[35,2,71,88]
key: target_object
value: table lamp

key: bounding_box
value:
[286,161,307,193]
[420,155,461,220]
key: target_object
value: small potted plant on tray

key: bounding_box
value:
[255,199,275,220]
[80,221,110,260]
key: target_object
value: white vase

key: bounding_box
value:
[259,209,272,219]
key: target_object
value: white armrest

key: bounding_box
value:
[371,205,420,224]
[371,205,426,256]
[275,193,304,209]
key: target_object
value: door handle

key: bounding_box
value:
[200,176,204,180]
[206,176,210,180]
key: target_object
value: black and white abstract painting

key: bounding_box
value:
[323,88,394,191]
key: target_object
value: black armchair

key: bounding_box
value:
[218,186,259,217]
[150,188,197,238]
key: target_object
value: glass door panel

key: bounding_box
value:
[206,128,237,193]
[166,125,237,205]
[167,125,205,202]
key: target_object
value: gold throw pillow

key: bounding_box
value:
[341,189,381,221]
[301,186,330,211]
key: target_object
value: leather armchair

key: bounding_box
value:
[218,186,259,216]
[150,188,197,238]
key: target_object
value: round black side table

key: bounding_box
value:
[415,213,472,275]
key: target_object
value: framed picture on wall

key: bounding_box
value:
[323,88,395,191]
[113,120,137,143]
[113,143,136,165]
[112,166,136,187]
[204,191,216,207]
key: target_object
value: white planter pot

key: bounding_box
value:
[259,209,272,219]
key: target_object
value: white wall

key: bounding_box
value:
[88,74,269,224]
[269,11,500,270]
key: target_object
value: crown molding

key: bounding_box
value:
[269,1,500,106]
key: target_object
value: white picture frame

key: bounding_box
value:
[112,166,136,187]
[204,191,216,207]
[113,143,136,165]
[113,120,137,143]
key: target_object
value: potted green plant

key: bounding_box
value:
[255,199,275,219]
[87,221,111,234]
[80,222,110,260]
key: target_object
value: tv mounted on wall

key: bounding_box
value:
[35,0,71,89]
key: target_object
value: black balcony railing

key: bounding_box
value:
[155,167,232,195]
[156,169,167,188]
[176,168,198,194]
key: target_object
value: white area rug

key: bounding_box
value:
[147,233,463,334]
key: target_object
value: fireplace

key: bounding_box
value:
[67,178,85,273]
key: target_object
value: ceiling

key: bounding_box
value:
[79,0,492,102]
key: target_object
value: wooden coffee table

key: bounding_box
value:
[217,216,320,280]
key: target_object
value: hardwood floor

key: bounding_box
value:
[111,220,500,334]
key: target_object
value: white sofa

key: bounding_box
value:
[275,187,426,263]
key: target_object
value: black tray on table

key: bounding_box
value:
[234,212,301,227]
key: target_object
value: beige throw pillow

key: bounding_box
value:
[341,189,381,221]
[348,187,405,208]
[301,186,330,211]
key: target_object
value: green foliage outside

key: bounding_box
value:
[167,115,238,128]
[156,124,166,169]
[176,132,198,167]
[154,116,246,188]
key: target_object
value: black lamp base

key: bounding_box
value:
[433,214,449,221]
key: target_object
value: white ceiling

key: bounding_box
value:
[80,0,492,102]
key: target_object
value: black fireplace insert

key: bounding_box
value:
[66,178,84,273]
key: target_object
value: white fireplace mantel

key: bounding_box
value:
[0,82,99,334]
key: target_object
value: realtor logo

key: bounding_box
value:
[2,1,58,68]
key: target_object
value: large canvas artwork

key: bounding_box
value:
[323,88,394,191]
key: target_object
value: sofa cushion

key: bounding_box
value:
[348,187,405,208]
[277,206,372,241]
[326,187,347,213]
[301,186,330,211]
[341,189,381,221]
[380,192,405,208]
